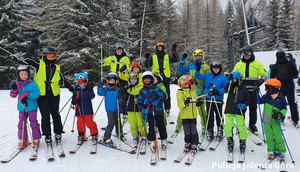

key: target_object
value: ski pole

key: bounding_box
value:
[27,118,33,143]
[0,46,28,64]
[152,106,160,162]
[100,44,103,81]
[71,91,80,132]
[118,111,122,148]
[62,103,72,128]
[256,91,266,142]
[212,96,224,131]
[21,104,26,149]
[59,96,72,113]
[276,120,295,165]
[240,109,254,153]
[136,130,144,159]
[93,96,105,118]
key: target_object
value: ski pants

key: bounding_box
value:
[18,110,41,140]
[104,111,123,140]
[147,113,167,141]
[282,90,299,123]
[206,99,223,131]
[264,123,286,154]
[182,119,199,144]
[224,113,247,140]
[163,78,171,110]
[77,115,98,136]
[38,94,63,137]
[246,91,258,126]
[127,111,144,138]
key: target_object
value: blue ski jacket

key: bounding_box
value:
[97,84,119,112]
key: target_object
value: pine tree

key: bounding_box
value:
[266,0,280,50]
[279,0,295,50]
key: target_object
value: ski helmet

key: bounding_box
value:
[156,42,164,51]
[241,45,253,57]
[286,53,293,58]
[265,78,281,95]
[210,61,222,75]
[106,72,119,85]
[129,72,139,85]
[178,75,193,88]
[230,71,242,80]
[130,61,141,72]
[276,51,285,59]
[42,47,57,54]
[16,65,30,80]
[193,49,205,60]
[142,71,154,84]
[75,72,88,85]
[114,43,124,51]
[153,72,163,84]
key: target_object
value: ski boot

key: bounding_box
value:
[55,134,62,146]
[149,141,157,153]
[104,138,116,148]
[92,135,98,145]
[32,139,40,147]
[227,137,234,152]
[140,138,147,154]
[216,129,223,139]
[184,143,191,152]
[278,153,285,162]
[77,133,85,145]
[294,122,300,128]
[249,125,259,135]
[45,136,52,148]
[190,144,197,154]
[18,138,29,149]
[161,139,167,150]
[267,152,276,160]
[133,137,139,148]
[206,129,214,141]
[239,139,246,153]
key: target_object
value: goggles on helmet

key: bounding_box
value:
[156,42,164,47]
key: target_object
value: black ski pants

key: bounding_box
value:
[206,99,223,131]
[147,113,167,141]
[182,119,198,144]
[282,90,299,123]
[163,78,171,110]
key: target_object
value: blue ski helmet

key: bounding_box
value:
[230,71,242,80]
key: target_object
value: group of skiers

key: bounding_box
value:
[8,39,299,165]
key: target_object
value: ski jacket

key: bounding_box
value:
[194,72,228,101]
[72,84,95,116]
[259,93,287,125]
[289,57,299,79]
[138,85,166,116]
[270,57,299,92]
[97,84,119,112]
[104,55,130,81]
[125,84,142,112]
[177,88,198,120]
[10,79,40,112]
[224,82,250,115]
[178,61,210,90]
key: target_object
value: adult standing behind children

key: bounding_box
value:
[232,45,268,134]
[144,42,178,116]
[270,51,299,127]
[24,39,74,149]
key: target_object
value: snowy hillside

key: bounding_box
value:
[1,51,300,172]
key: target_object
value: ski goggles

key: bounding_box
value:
[156,42,164,47]
[244,51,252,56]
[265,85,281,90]
[45,53,57,60]
[211,61,221,67]
[115,44,123,50]
[129,72,138,79]
[18,65,28,70]
[77,79,88,85]
[194,50,204,56]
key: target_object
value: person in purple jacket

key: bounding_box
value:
[10,65,41,149]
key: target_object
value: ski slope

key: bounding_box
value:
[0,51,299,172]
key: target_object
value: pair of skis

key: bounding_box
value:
[69,140,97,154]
[46,143,65,161]
[174,150,197,165]
[226,150,245,163]
[258,155,288,172]
[150,147,167,165]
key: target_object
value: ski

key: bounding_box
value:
[29,145,38,161]
[174,151,189,163]
[198,135,205,145]
[168,131,179,144]
[287,116,300,133]
[1,145,28,163]
[112,134,134,149]
[165,110,174,124]
[98,140,135,154]
[139,139,147,154]
[279,159,287,172]
[238,151,245,163]
[46,145,54,161]
[161,148,167,160]
[209,137,224,150]
[185,150,197,165]
[226,151,234,163]
[90,142,97,154]
[69,142,84,154]
[258,154,278,169]
[248,131,264,145]
[56,143,65,157]
[199,137,214,151]
[150,151,157,165]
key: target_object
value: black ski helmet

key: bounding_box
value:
[16,65,30,80]
[210,61,222,75]
[241,45,253,57]
[42,47,57,54]
[106,72,119,85]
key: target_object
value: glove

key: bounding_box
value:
[120,65,127,72]
[237,104,246,110]
[196,60,202,71]
[21,97,28,107]
[144,52,151,60]
[272,111,283,120]
[209,89,219,96]
[125,83,135,90]
[184,97,192,106]
[149,83,156,89]
[228,74,233,81]
[171,42,177,52]
[28,39,39,53]
[196,98,203,107]
[18,93,29,100]
[10,81,18,90]
[255,79,264,86]
[68,86,74,93]
[180,52,188,64]
[86,83,94,92]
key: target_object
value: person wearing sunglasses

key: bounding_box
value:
[144,42,179,117]
[232,45,268,135]
[24,39,74,153]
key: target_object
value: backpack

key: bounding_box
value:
[276,64,290,80]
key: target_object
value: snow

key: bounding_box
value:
[1,51,300,171]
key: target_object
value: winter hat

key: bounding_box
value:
[286,53,293,59]
[16,65,30,80]
[75,72,88,85]
[276,51,285,59]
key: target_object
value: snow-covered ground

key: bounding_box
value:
[1,51,300,172]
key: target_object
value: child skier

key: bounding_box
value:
[194,61,228,141]
[138,71,167,163]
[177,75,200,154]
[72,72,98,145]
[123,72,145,151]
[97,72,123,146]
[224,71,250,161]
[10,65,41,149]
[259,79,287,161]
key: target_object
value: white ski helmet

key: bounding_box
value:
[142,71,154,82]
